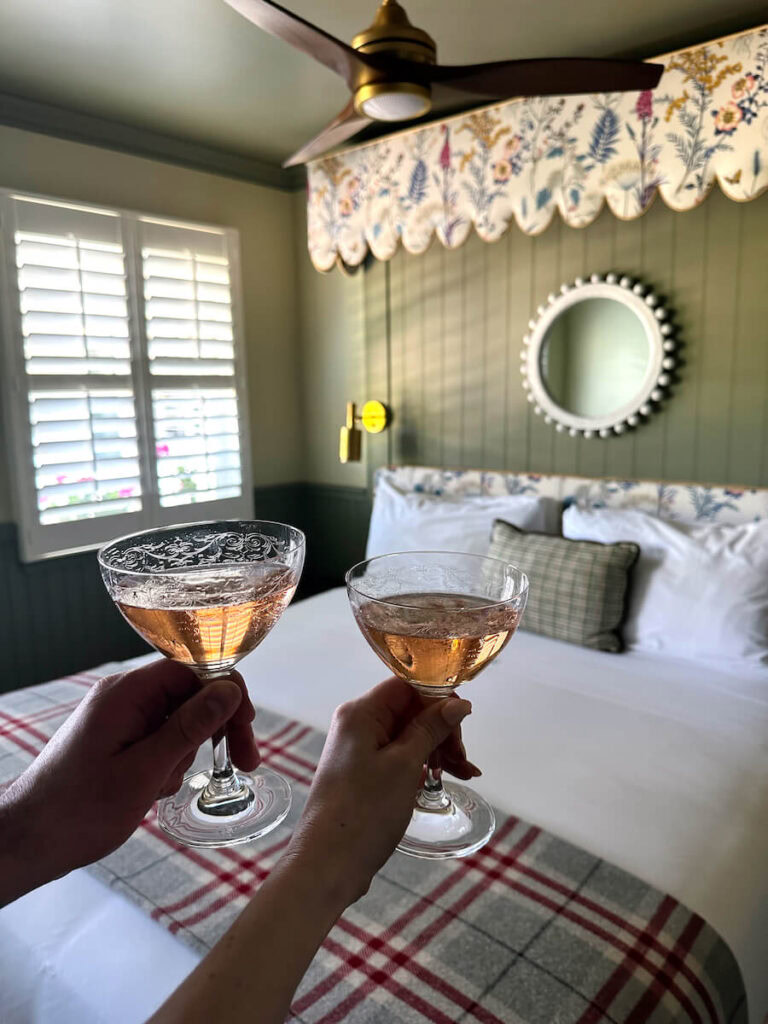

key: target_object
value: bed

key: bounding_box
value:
[1,468,766,1024]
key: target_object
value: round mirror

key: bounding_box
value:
[540,298,650,418]
[522,274,676,438]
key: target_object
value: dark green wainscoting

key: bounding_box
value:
[298,483,372,595]
[250,481,371,597]
[0,483,370,693]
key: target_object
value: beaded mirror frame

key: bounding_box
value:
[520,273,677,439]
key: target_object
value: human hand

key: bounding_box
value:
[286,677,473,908]
[0,660,259,904]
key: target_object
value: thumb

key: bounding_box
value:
[395,698,472,766]
[136,680,242,775]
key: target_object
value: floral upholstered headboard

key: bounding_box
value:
[376,467,768,526]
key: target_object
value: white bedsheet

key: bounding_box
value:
[2,587,767,1023]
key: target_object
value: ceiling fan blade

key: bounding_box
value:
[425,57,664,98]
[283,100,372,167]
[223,0,369,87]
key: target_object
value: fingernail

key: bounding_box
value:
[468,763,482,778]
[441,699,471,725]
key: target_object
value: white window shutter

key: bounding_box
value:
[0,192,253,560]
[137,218,250,516]
[30,388,143,525]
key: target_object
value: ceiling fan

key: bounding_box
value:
[224,0,664,168]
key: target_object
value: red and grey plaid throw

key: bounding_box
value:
[0,670,747,1024]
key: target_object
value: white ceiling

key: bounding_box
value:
[0,0,765,166]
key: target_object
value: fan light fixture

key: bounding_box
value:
[351,0,435,121]
[355,83,431,120]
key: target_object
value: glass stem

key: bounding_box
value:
[424,751,443,793]
[196,671,254,816]
[208,731,241,795]
[415,695,453,812]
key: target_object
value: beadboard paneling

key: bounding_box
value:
[0,522,148,692]
[365,189,768,487]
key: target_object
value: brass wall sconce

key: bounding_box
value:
[339,400,391,463]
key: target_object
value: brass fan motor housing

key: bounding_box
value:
[352,0,436,118]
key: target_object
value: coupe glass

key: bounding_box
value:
[347,551,528,859]
[99,520,305,848]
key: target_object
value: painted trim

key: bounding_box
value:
[0,91,305,192]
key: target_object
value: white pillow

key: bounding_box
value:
[366,477,559,559]
[563,505,768,667]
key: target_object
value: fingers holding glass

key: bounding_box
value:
[346,551,528,859]
[99,520,305,849]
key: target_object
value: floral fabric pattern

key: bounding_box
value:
[307,26,768,270]
[377,467,768,526]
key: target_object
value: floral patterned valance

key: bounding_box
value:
[306,25,768,271]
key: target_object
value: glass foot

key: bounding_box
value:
[396,781,495,860]
[158,766,291,848]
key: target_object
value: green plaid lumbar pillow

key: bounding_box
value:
[489,519,640,652]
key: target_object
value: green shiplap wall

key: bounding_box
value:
[359,189,768,488]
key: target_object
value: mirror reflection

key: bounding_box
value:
[540,298,649,418]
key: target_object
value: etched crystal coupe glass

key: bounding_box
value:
[347,551,528,859]
[99,520,305,848]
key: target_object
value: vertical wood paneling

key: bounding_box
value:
[528,219,563,473]
[728,202,768,485]
[388,253,404,463]
[461,237,488,468]
[697,194,741,483]
[578,210,614,478]
[633,199,675,480]
[603,212,643,474]
[0,524,148,692]
[363,260,390,481]
[422,244,444,467]
[441,244,464,467]
[553,222,587,474]
[483,239,508,468]
[504,228,534,470]
[368,194,768,488]
[0,536,21,684]
[401,251,424,463]
[663,200,707,482]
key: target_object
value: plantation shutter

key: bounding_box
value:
[0,192,252,561]
[138,218,246,510]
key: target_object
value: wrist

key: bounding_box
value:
[280,834,363,915]
[0,782,66,905]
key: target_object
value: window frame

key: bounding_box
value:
[0,188,254,562]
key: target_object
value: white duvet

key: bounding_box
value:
[2,587,767,1023]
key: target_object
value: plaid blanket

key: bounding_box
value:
[0,670,747,1024]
